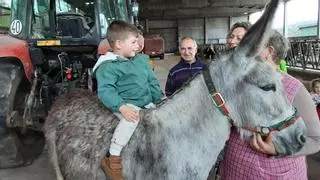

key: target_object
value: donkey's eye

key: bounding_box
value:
[260,84,276,92]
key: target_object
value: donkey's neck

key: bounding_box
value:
[133,72,231,179]
[156,72,227,129]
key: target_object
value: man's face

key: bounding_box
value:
[227,27,247,48]
[118,33,139,58]
[179,39,197,62]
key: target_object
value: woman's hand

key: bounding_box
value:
[250,133,278,155]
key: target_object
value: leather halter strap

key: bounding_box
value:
[202,67,230,117]
[244,108,300,136]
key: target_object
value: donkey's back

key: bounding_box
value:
[44,89,117,180]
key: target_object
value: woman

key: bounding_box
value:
[226,22,251,48]
[219,30,320,180]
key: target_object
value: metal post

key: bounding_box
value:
[318,0,320,38]
[176,19,179,51]
[127,0,134,24]
[145,18,149,33]
[284,0,288,37]
[204,17,207,45]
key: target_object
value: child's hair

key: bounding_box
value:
[107,20,139,47]
[312,78,320,92]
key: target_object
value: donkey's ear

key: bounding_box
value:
[234,0,279,60]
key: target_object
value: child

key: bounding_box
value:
[311,79,320,105]
[93,20,162,179]
[311,79,320,120]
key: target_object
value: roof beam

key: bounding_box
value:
[140,6,263,19]
[140,0,267,19]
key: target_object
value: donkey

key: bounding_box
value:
[44,0,307,179]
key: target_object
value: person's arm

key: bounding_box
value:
[95,64,126,112]
[293,86,320,155]
[165,72,175,97]
[146,62,163,103]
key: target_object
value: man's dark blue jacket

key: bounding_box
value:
[165,58,206,96]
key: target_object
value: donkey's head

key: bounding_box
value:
[213,0,306,155]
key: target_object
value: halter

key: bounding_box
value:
[244,108,300,136]
[202,67,300,136]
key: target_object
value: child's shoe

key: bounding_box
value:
[101,155,123,180]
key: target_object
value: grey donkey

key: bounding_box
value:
[44,0,307,179]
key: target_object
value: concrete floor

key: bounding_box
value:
[307,153,320,180]
[0,149,56,180]
[0,54,319,179]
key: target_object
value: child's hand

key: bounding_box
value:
[119,105,139,122]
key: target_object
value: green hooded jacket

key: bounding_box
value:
[93,52,162,112]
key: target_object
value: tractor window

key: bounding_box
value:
[56,0,73,13]
[0,0,11,33]
[13,0,130,39]
[31,0,50,39]
[30,0,96,39]
[112,0,129,21]
[98,0,129,37]
[55,0,95,38]
[10,0,28,38]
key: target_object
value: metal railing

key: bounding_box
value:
[198,43,227,61]
[287,38,320,70]
[199,38,320,72]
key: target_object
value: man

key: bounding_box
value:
[165,36,206,96]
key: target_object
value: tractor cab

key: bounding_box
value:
[10,0,130,42]
[0,0,137,169]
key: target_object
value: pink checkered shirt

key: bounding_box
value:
[219,73,307,180]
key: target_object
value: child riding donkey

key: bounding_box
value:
[93,20,163,179]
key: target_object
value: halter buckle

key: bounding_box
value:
[211,93,225,108]
[260,127,270,136]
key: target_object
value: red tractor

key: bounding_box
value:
[0,0,137,168]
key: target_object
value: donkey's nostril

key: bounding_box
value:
[297,134,306,144]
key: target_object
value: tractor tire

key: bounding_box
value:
[0,62,44,169]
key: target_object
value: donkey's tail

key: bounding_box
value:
[46,130,64,180]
